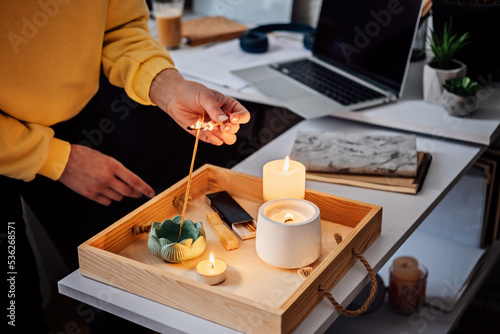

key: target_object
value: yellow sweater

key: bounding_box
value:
[0,0,175,181]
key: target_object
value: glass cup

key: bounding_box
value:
[388,264,428,314]
[152,0,185,49]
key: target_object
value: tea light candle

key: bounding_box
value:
[196,253,227,285]
[256,198,321,268]
[263,156,306,202]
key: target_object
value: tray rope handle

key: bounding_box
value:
[131,224,151,235]
[298,233,377,317]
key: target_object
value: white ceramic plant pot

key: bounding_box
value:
[423,60,466,105]
[256,198,321,269]
[441,90,479,117]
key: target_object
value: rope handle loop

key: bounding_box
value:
[297,233,377,317]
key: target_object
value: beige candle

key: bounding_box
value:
[392,256,420,282]
[263,156,306,202]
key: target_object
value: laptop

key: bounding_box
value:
[232,0,423,119]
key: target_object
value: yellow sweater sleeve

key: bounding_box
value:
[0,113,71,182]
[102,0,176,105]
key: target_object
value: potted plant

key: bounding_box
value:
[432,0,500,79]
[441,77,479,117]
[423,20,471,105]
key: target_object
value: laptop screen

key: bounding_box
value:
[313,0,422,94]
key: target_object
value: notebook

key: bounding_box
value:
[305,151,432,194]
[232,0,424,119]
[289,132,432,194]
[290,132,418,177]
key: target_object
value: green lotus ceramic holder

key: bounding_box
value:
[147,215,206,263]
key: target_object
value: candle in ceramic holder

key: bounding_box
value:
[269,210,307,224]
[388,256,428,314]
[196,253,227,285]
[263,156,305,202]
[256,198,321,269]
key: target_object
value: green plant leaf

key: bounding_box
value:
[443,77,478,96]
[428,19,471,70]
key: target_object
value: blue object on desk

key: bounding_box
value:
[239,23,315,53]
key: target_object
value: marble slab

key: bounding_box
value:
[290,132,418,177]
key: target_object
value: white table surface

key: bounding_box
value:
[59,116,485,333]
[331,63,500,146]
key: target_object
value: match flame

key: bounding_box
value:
[283,156,290,172]
[284,213,294,223]
[209,252,215,268]
[204,122,214,131]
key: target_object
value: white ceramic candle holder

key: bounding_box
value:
[256,198,322,269]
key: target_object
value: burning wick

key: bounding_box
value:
[209,253,215,269]
[187,119,230,131]
[284,213,294,224]
[283,156,290,172]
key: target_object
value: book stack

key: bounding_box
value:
[475,146,500,247]
[289,131,432,194]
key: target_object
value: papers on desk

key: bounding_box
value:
[172,33,311,90]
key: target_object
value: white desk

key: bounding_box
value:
[59,116,486,333]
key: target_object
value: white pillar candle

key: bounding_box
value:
[263,156,306,202]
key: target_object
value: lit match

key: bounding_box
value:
[187,118,230,131]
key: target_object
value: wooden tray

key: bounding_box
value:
[79,164,382,333]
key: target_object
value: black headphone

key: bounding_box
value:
[239,23,315,53]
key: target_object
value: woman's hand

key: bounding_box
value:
[149,69,251,145]
[59,144,155,206]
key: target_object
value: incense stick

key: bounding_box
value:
[179,125,202,241]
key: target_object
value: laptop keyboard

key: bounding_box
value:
[270,59,385,106]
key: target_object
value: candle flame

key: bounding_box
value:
[284,213,294,223]
[283,156,290,172]
[209,252,215,268]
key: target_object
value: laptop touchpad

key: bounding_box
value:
[257,78,312,101]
